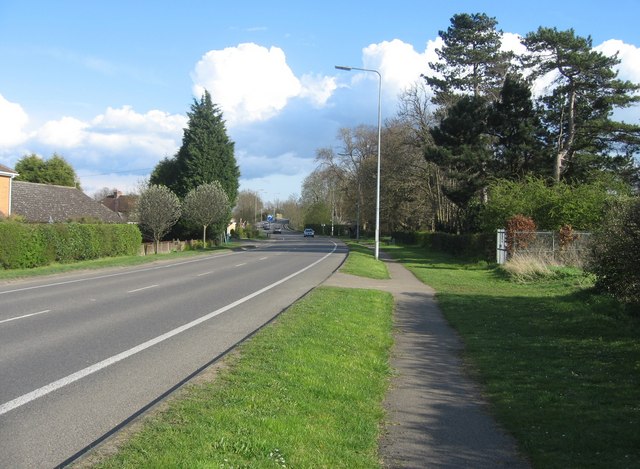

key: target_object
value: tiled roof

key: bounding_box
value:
[11,181,123,223]
[101,194,138,215]
[0,163,18,176]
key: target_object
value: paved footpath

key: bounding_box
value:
[323,254,531,469]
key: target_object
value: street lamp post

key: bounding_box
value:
[335,65,382,259]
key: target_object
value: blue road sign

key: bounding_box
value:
[267,214,273,222]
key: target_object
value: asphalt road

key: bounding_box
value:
[0,233,346,468]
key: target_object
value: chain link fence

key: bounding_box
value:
[497,229,593,267]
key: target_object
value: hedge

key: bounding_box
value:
[0,222,142,269]
[391,231,495,262]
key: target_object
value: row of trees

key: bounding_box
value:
[137,182,231,253]
[143,90,240,242]
[303,12,640,234]
[9,90,240,250]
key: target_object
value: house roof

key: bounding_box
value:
[11,181,123,223]
[101,194,138,215]
[0,163,18,177]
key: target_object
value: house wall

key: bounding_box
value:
[0,175,11,216]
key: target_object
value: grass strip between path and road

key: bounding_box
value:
[340,241,389,279]
[385,244,640,469]
[88,285,394,468]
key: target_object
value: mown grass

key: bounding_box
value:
[90,287,394,468]
[340,241,389,279]
[385,244,640,469]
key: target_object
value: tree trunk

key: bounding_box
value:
[555,86,577,183]
[202,225,207,247]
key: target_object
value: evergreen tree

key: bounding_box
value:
[425,12,513,108]
[523,27,640,183]
[488,75,552,179]
[149,156,179,190]
[151,90,240,203]
[14,154,44,182]
[426,95,492,212]
[44,154,79,187]
[14,153,80,188]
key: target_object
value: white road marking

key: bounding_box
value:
[127,284,159,293]
[0,251,240,296]
[197,271,213,277]
[0,310,51,325]
[0,242,338,417]
[259,257,268,261]
[235,263,247,267]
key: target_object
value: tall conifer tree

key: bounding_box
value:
[425,13,513,108]
[523,27,640,183]
[151,90,240,203]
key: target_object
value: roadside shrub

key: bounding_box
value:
[479,176,629,231]
[390,231,418,245]
[419,231,494,261]
[0,222,141,269]
[186,239,206,250]
[588,198,640,309]
[506,214,537,257]
[559,224,577,250]
[0,221,51,268]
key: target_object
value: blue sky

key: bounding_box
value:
[1,0,639,204]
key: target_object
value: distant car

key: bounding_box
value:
[273,226,282,234]
[304,228,315,237]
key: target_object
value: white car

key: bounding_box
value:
[303,228,314,237]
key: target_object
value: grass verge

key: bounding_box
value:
[385,244,640,469]
[90,286,394,468]
[0,244,243,281]
[340,241,389,279]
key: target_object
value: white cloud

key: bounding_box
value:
[37,116,89,148]
[501,32,527,56]
[92,106,186,134]
[34,106,186,157]
[191,43,335,125]
[361,39,433,98]
[595,39,640,84]
[0,94,30,147]
[192,43,301,125]
[299,73,337,107]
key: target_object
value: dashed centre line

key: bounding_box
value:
[0,310,52,325]
[127,284,159,293]
[0,241,338,417]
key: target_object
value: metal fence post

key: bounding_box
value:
[497,229,507,264]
